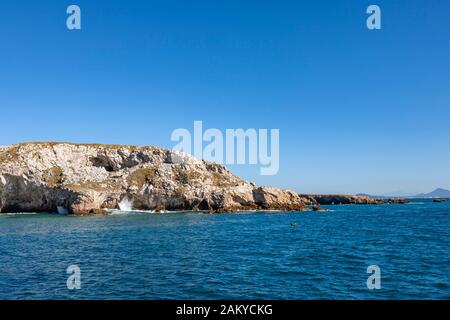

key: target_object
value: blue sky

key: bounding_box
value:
[1,0,449,194]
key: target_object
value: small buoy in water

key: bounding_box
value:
[291,222,298,228]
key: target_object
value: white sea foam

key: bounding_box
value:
[5,212,38,216]
[118,197,133,211]
[108,208,156,215]
[106,208,196,215]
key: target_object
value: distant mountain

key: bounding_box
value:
[414,188,450,199]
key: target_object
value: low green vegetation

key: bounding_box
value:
[127,167,158,188]
[174,167,202,185]
[0,146,21,163]
[43,166,64,187]
[211,172,233,188]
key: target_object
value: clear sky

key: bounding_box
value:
[1,1,449,195]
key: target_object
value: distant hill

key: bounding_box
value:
[414,188,450,198]
[358,188,450,199]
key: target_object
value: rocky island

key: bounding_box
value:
[0,143,408,215]
[0,142,310,214]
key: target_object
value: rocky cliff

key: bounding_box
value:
[0,143,309,214]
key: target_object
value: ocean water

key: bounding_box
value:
[0,199,449,300]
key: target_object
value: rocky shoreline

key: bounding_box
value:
[302,194,408,206]
[0,143,407,215]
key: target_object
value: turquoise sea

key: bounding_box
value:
[0,199,449,299]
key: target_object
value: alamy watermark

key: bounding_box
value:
[171,121,279,175]
[67,264,81,290]
[65,5,380,31]
[367,5,381,30]
[367,265,381,290]
[66,5,81,30]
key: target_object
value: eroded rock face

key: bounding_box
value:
[0,143,308,214]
